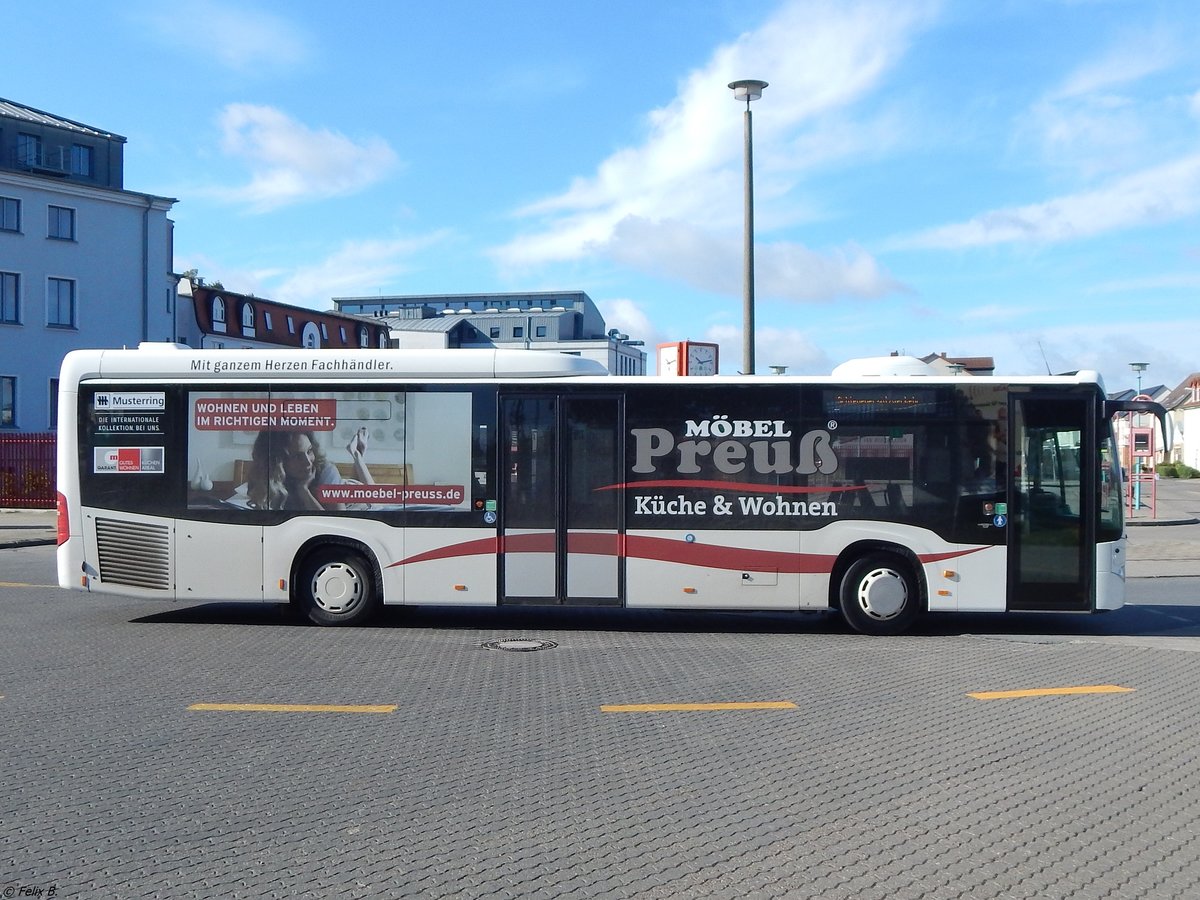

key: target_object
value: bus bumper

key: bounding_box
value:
[1095,537,1126,611]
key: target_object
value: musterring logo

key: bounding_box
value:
[95,393,166,411]
[631,416,838,475]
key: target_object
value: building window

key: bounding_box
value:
[1,272,18,324]
[536,325,547,338]
[286,315,295,334]
[16,133,40,167]
[339,326,347,343]
[70,144,93,177]
[1,197,19,232]
[489,326,501,339]
[513,326,524,338]
[358,326,369,348]
[263,311,274,331]
[49,377,59,430]
[320,323,329,341]
[378,334,388,349]
[47,278,76,327]
[0,376,14,427]
[48,206,76,241]
[211,296,227,333]
[241,302,255,337]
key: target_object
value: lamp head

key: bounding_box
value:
[728,79,768,103]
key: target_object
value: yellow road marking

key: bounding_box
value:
[189,703,397,714]
[968,685,1134,701]
[601,701,798,713]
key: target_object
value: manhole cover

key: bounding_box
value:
[482,638,557,652]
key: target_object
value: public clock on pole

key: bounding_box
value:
[657,340,720,376]
[684,341,719,376]
[656,342,682,376]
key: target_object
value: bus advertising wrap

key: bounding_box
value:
[622,414,849,526]
[185,390,470,512]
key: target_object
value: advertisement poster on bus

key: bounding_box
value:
[185,390,471,512]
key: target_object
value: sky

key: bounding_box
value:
[6,0,1200,391]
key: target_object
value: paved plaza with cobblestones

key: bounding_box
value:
[2,479,1200,898]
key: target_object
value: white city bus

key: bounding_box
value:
[56,343,1164,634]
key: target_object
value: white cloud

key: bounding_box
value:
[210,104,400,212]
[1017,25,1185,177]
[607,217,906,302]
[597,298,662,350]
[957,303,1044,323]
[597,296,836,374]
[759,240,907,301]
[140,0,309,73]
[267,232,452,308]
[1023,93,1147,176]
[1089,272,1200,294]
[1048,27,1177,101]
[987,321,1198,391]
[705,324,834,375]
[489,0,936,292]
[173,252,277,299]
[894,153,1200,249]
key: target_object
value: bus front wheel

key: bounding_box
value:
[838,553,920,636]
[297,548,379,626]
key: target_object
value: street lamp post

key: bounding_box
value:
[1130,361,1148,395]
[1129,362,1150,513]
[729,79,767,375]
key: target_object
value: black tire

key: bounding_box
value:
[838,552,921,636]
[296,547,379,626]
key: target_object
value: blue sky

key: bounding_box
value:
[7,0,1200,390]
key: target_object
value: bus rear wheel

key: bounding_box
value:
[838,553,920,636]
[297,548,379,626]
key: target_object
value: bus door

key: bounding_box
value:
[1008,394,1095,611]
[499,394,623,606]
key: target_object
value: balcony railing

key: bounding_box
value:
[14,144,69,175]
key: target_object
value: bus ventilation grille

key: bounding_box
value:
[95,518,172,591]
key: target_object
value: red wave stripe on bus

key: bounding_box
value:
[387,532,555,568]
[389,533,986,574]
[594,480,867,495]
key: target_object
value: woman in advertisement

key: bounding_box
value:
[248,426,375,511]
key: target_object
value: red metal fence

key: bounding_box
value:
[0,433,56,508]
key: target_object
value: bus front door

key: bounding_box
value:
[499,394,622,606]
[1008,394,1095,612]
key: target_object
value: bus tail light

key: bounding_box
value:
[56,491,69,546]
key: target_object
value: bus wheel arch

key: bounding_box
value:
[831,542,925,636]
[292,537,384,626]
